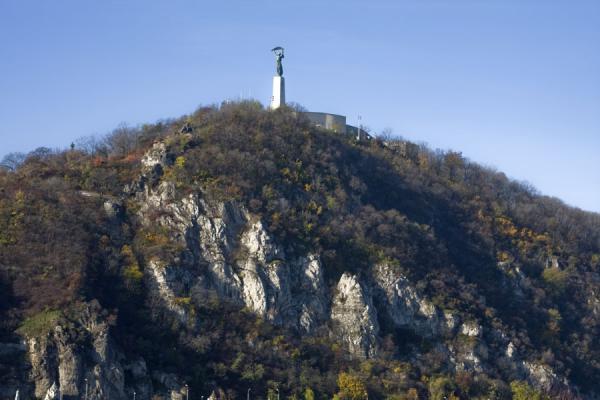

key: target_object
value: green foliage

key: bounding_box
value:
[121,244,143,287]
[427,375,457,400]
[17,310,61,337]
[541,267,568,297]
[241,363,265,382]
[509,381,544,400]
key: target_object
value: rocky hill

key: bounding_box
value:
[1,102,599,400]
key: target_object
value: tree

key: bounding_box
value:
[428,376,457,400]
[510,381,544,400]
[0,152,26,171]
[75,135,106,155]
[105,123,139,157]
[337,372,367,400]
[28,147,53,159]
[303,387,315,400]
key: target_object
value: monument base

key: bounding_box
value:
[270,76,285,110]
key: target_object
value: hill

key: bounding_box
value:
[1,101,599,400]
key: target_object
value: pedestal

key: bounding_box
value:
[270,76,285,109]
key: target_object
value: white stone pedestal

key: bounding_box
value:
[270,76,285,109]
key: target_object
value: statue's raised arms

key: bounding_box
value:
[271,47,284,76]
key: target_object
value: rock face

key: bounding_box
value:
[25,303,130,400]
[129,142,582,392]
[16,140,582,398]
[331,273,379,358]
[521,361,568,393]
[371,263,458,337]
[43,382,58,400]
[135,173,331,336]
[135,149,454,361]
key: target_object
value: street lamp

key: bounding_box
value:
[247,388,251,400]
[84,378,89,400]
[276,388,280,400]
[185,384,189,400]
[133,390,136,400]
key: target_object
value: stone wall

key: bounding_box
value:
[302,112,346,134]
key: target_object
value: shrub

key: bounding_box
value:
[17,309,61,337]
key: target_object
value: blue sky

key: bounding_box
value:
[0,0,599,213]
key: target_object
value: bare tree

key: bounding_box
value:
[75,135,106,155]
[27,147,53,160]
[104,123,140,157]
[0,152,26,171]
[377,127,394,141]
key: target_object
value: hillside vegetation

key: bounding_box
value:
[1,101,599,400]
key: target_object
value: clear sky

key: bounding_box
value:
[1,0,599,213]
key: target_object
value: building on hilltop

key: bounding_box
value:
[269,46,371,141]
[301,112,372,141]
[302,112,346,133]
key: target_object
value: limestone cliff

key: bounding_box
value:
[5,119,594,400]
[21,303,131,400]
[123,141,573,394]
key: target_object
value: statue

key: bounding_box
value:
[271,47,284,76]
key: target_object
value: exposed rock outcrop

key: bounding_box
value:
[134,160,331,336]
[331,273,379,358]
[25,303,129,400]
[100,141,580,395]
[523,361,568,393]
[371,263,458,337]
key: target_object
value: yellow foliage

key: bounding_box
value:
[280,167,291,177]
[175,156,186,168]
[547,308,562,335]
[337,372,368,400]
[143,231,171,246]
[174,296,192,306]
[405,388,419,400]
[123,264,143,281]
[262,185,276,200]
[495,216,518,237]
[272,335,285,346]
[510,381,545,400]
[121,245,143,282]
[497,251,511,263]
[307,200,322,214]
[290,348,301,359]
[304,222,314,233]
[326,195,337,210]
[303,388,315,400]
[121,244,134,258]
[271,212,281,226]
[535,233,550,242]
[14,190,26,206]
